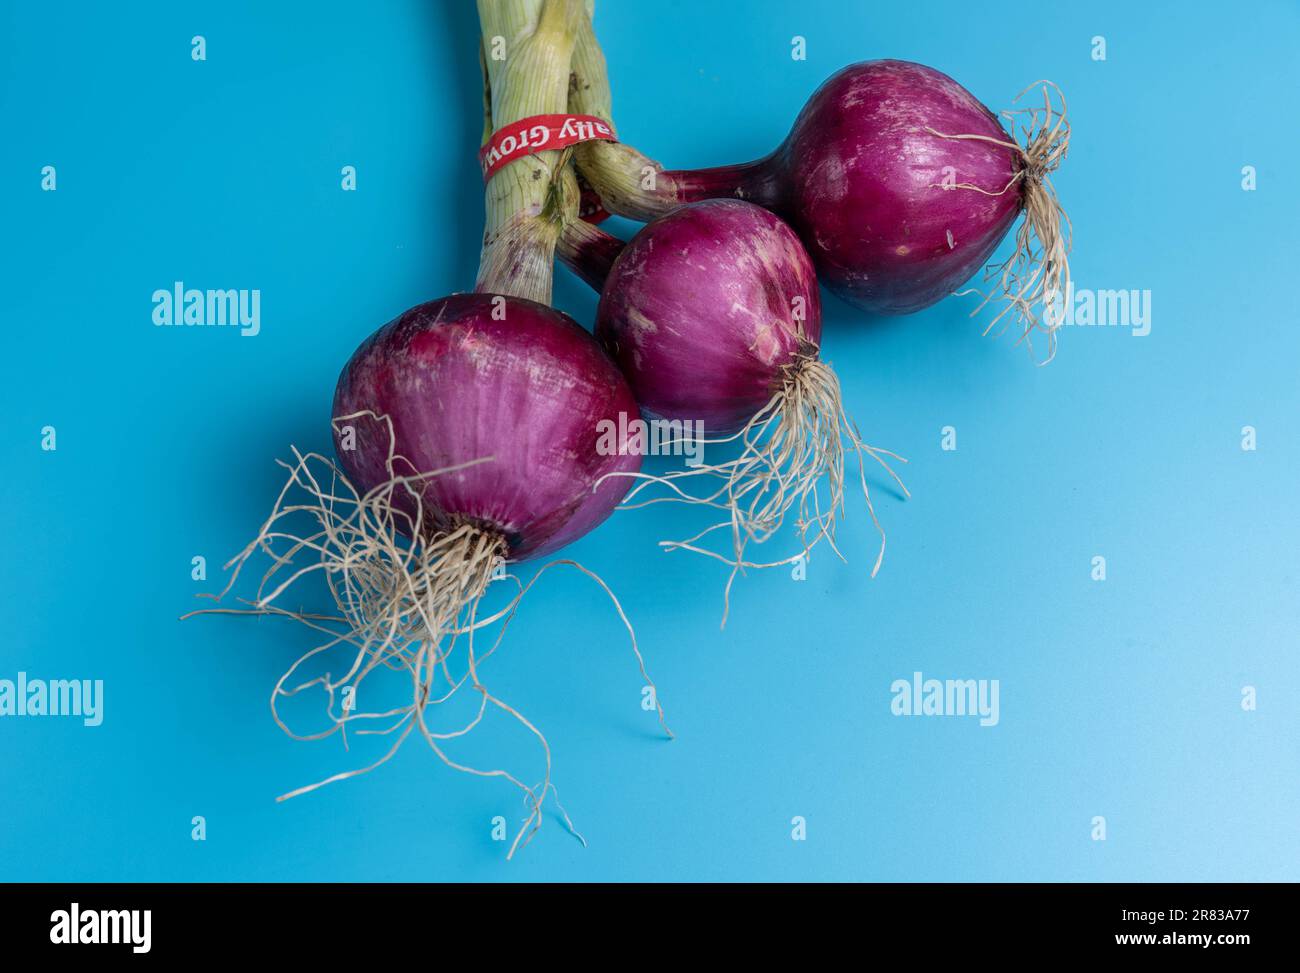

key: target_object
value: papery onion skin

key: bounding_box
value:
[592,199,821,435]
[332,293,640,560]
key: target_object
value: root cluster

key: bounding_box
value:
[927,81,1072,363]
[613,359,907,625]
[188,411,670,858]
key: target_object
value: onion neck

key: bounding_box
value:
[661,155,784,210]
[474,0,583,304]
[557,218,626,293]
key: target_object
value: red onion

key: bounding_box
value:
[332,293,639,561]
[203,283,669,860]
[570,43,1070,360]
[560,196,907,618]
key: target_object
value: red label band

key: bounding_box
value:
[478,113,616,183]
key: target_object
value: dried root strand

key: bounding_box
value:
[184,409,670,859]
[609,359,908,626]
[926,81,1072,364]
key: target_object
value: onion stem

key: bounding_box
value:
[475,0,584,303]
[565,10,679,220]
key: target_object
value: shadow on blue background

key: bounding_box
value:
[1,0,1297,881]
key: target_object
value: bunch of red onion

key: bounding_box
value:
[192,0,1074,855]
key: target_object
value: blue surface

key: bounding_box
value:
[2,0,1298,882]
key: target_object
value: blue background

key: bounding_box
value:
[2,0,1297,882]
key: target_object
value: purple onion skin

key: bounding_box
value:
[332,293,641,561]
[675,60,1023,315]
[595,199,820,436]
